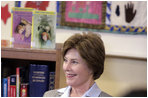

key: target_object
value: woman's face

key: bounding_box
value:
[63,48,93,88]
[42,34,48,41]
[25,24,31,37]
[18,25,25,34]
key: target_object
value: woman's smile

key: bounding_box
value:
[63,48,94,87]
[66,73,77,79]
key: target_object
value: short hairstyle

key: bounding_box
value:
[62,32,105,80]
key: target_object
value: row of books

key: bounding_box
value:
[11,7,56,49]
[2,64,55,97]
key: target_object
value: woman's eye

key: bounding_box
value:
[72,61,78,64]
[63,58,67,62]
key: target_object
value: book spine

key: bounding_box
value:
[7,76,10,97]
[29,64,49,97]
[16,67,20,97]
[49,72,55,90]
[10,75,16,97]
[2,78,8,97]
[10,85,16,97]
[20,83,28,97]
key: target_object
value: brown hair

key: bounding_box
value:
[42,32,50,40]
[62,32,105,80]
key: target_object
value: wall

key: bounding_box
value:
[56,29,147,97]
[56,28,147,59]
[97,57,146,96]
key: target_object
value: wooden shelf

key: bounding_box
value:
[1,43,63,61]
[1,47,56,61]
[1,43,63,89]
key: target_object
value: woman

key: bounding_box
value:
[44,32,111,97]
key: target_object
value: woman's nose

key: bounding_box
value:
[63,61,71,71]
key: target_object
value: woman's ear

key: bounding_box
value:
[88,69,93,75]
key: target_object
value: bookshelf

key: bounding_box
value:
[1,43,63,89]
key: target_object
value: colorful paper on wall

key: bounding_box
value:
[19,1,57,12]
[60,1,106,29]
[105,1,147,34]
[1,1,15,42]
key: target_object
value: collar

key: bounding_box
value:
[57,82,101,97]
[57,86,71,97]
[82,82,101,97]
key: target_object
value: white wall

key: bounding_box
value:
[97,57,147,96]
[56,29,147,59]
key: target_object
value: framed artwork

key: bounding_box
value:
[60,1,106,29]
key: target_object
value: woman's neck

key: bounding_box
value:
[70,80,95,97]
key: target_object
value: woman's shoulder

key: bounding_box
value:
[43,89,63,97]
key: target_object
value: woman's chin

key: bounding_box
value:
[66,80,75,86]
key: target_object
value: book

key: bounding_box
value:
[16,66,29,97]
[31,10,56,49]
[20,83,28,97]
[10,75,16,97]
[2,78,8,97]
[7,76,10,97]
[11,7,33,48]
[29,64,49,97]
[49,72,55,90]
[16,67,20,97]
